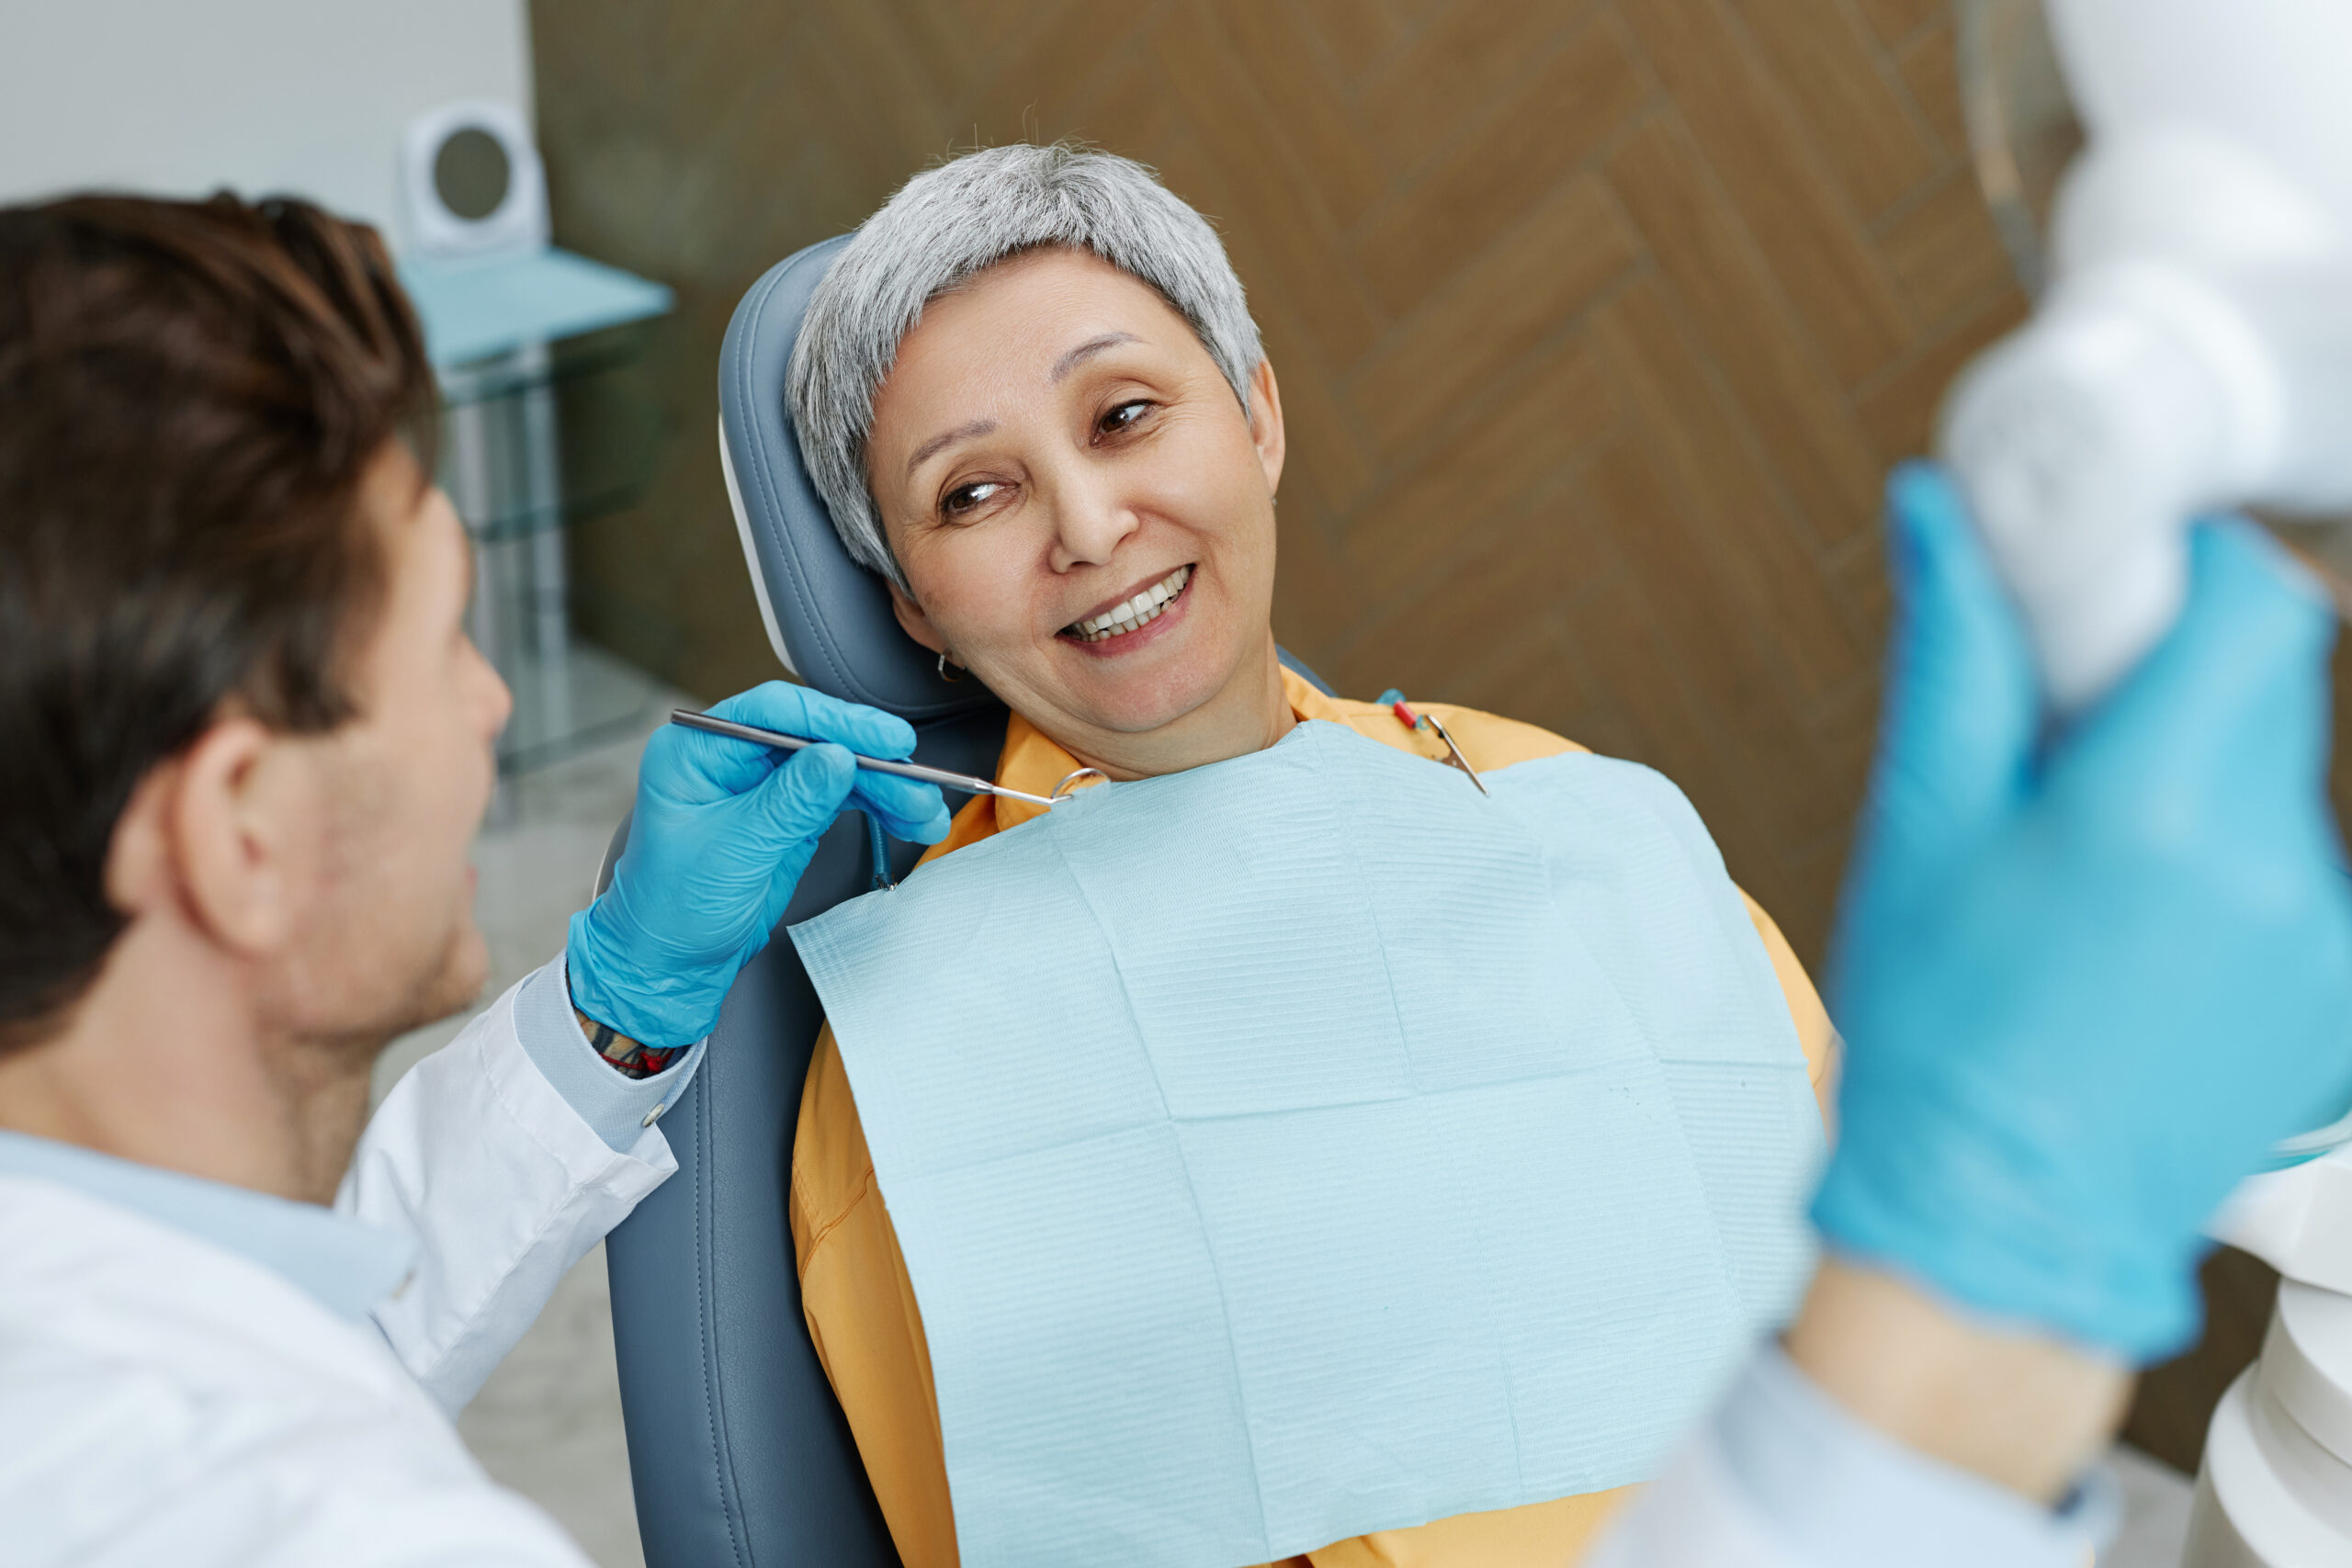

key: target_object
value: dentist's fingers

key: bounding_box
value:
[716,682,920,758]
[851,771,954,843]
[746,741,862,845]
[2060,521,2337,837]
[741,743,949,868]
[661,683,922,803]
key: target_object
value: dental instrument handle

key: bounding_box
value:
[1374,690,1489,795]
[668,709,1061,808]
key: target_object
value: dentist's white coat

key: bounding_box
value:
[0,978,662,1567]
[0,972,2079,1568]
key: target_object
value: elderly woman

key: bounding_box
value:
[783,144,1835,1568]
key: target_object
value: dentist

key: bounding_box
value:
[6,192,2347,1568]
[0,193,947,1565]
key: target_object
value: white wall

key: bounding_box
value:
[0,0,531,249]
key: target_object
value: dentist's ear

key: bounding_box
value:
[114,716,325,957]
[1247,357,1286,496]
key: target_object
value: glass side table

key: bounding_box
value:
[401,248,674,779]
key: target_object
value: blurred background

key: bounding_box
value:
[0,0,2270,1559]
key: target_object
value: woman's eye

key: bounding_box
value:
[941,480,1004,518]
[1098,400,1151,436]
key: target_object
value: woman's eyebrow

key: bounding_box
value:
[1049,332,1141,385]
[905,418,998,479]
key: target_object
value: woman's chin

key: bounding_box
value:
[1044,639,1266,741]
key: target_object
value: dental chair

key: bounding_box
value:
[604,236,1333,1568]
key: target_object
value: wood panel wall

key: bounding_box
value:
[536,0,2278,1472]
[537,0,2024,966]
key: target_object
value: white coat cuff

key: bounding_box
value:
[1715,1343,2116,1568]
[514,954,707,1153]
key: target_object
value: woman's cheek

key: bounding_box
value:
[940,543,1023,653]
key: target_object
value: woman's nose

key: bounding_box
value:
[1045,468,1141,573]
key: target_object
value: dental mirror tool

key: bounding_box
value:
[668,708,1102,809]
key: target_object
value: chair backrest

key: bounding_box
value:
[605,239,1330,1568]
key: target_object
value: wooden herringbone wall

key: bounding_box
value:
[537,0,2022,967]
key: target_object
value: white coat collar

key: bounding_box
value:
[0,1131,414,1319]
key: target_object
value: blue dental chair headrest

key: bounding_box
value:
[716,234,997,720]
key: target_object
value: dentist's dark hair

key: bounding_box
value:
[0,191,435,1054]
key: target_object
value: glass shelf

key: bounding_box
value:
[434,319,667,543]
[428,308,673,777]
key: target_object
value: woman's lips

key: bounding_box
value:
[1058,564,1196,657]
[1062,564,1193,643]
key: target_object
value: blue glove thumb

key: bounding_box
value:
[1830,462,2038,944]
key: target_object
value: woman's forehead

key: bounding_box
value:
[897,249,1193,386]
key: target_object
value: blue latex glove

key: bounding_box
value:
[567,682,953,1048]
[1812,464,2352,1362]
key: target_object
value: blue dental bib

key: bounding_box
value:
[792,720,1821,1568]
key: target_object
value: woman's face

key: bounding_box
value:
[865,247,1289,778]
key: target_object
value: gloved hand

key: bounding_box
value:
[1812,463,2352,1362]
[567,682,953,1049]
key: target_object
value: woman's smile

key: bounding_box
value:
[1061,562,1195,651]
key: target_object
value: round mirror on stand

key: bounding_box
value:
[400,101,547,261]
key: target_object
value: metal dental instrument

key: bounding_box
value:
[669,708,1090,808]
[1377,690,1489,796]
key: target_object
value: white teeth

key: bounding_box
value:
[1068,565,1193,642]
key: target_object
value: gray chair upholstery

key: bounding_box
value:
[605,239,1331,1568]
[714,233,994,719]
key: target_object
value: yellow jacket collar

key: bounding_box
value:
[928,667,1339,852]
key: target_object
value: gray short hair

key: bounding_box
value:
[787,143,1264,590]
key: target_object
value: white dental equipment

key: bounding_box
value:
[1950,6,2352,1560]
[1946,0,2352,712]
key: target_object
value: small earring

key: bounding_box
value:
[937,650,965,682]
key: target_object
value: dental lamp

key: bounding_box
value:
[1949,4,2352,1561]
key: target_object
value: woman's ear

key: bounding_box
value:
[888,580,949,657]
[1247,357,1286,497]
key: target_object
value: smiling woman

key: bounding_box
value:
[780,144,1838,1568]
[860,245,1289,778]
[791,149,1290,782]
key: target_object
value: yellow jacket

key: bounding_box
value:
[789,671,1838,1568]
